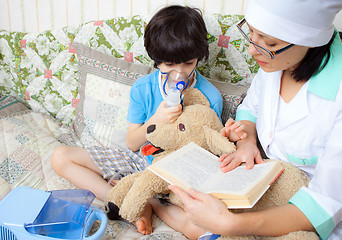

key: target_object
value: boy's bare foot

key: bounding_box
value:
[135,203,153,235]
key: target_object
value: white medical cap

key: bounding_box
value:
[245,0,342,47]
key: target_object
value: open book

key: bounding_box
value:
[148,142,284,209]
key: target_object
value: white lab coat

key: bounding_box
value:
[236,32,342,240]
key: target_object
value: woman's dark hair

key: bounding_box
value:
[144,5,209,68]
[292,31,336,82]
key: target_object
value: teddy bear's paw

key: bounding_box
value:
[106,201,120,220]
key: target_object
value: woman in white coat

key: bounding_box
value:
[150,0,342,239]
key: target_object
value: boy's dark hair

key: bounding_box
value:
[292,31,336,82]
[144,5,209,68]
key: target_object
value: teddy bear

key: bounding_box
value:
[106,88,318,240]
[106,88,236,220]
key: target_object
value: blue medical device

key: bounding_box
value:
[0,186,107,240]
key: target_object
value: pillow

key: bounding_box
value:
[0,16,149,125]
[199,14,259,85]
[208,79,249,123]
[0,96,29,117]
[71,42,152,150]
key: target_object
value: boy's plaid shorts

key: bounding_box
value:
[86,146,149,180]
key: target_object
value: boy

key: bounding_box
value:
[51,5,243,235]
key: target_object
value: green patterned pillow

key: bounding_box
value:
[0,16,150,125]
[200,14,259,84]
[0,29,80,124]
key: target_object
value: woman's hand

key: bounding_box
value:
[168,185,236,235]
[218,139,264,172]
[169,186,315,237]
[152,101,182,123]
[221,118,247,142]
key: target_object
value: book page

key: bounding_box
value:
[200,162,275,195]
[149,142,221,190]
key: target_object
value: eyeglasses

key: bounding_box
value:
[236,18,294,59]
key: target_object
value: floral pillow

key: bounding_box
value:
[200,14,259,84]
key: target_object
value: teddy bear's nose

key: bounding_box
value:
[147,124,156,134]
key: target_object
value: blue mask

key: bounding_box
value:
[160,66,196,97]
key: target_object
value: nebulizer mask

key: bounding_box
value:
[161,67,196,107]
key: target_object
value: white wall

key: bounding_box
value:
[0,0,247,32]
[0,0,341,33]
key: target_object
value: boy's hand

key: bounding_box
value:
[153,101,182,123]
[218,140,264,172]
[220,118,247,142]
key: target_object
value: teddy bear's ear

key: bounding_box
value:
[183,88,210,107]
[203,125,236,156]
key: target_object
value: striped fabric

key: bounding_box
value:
[0,96,28,117]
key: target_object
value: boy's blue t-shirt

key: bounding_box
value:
[127,69,223,164]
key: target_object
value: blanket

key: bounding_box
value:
[0,111,187,239]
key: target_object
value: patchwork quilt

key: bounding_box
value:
[0,109,187,239]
